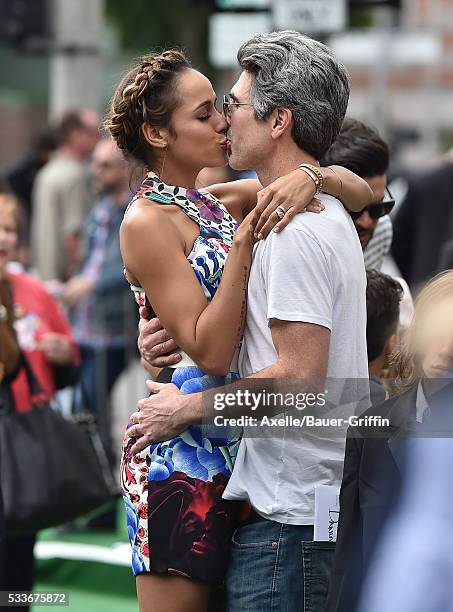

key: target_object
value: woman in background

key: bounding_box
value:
[0,192,80,609]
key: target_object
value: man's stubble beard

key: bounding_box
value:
[227,145,253,173]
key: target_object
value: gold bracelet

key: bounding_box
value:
[298,166,321,193]
[328,167,343,198]
[298,163,324,193]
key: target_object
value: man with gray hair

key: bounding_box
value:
[127,31,369,610]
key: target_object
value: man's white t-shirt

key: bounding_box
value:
[223,194,369,524]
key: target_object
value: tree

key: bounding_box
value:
[106,0,212,74]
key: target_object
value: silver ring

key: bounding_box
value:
[276,205,286,220]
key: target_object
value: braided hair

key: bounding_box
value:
[105,50,191,166]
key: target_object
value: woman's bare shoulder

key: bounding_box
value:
[121,197,172,237]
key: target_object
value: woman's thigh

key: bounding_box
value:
[136,573,210,612]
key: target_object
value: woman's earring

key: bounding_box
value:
[159,143,168,181]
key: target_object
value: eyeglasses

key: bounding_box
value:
[222,94,254,117]
[349,186,395,221]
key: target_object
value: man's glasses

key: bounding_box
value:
[349,186,395,221]
[222,94,253,117]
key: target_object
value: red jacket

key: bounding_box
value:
[9,271,79,412]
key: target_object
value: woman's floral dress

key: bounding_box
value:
[120,171,242,582]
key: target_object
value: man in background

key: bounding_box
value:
[4,128,57,265]
[392,152,453,289]
[31,109,99,281]
[365,269,403,405]
[322,118,393,271]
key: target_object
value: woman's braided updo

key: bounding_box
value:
[105,50,191,166]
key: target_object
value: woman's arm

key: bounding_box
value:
[322,165,374,212]
[121,204,253,376]
[208,165,373,237]
[0,276,20,376]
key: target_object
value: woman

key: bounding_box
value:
[0,269,20,603]
[106,50,373,612]
[0,192,80,607]
[0,263,20,381]
[0,194,80,411]
[326,270,453,612]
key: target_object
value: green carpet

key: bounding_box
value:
[31,500,138,612]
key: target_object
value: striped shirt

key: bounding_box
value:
[364,215,393,271]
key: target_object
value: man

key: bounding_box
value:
[31,108,99,281]
[392,152,453,289]
[365,269,403,405]
[4,128,57,265]
[322,118,393,270]
[61,139,136,489]
[127,31,369,610]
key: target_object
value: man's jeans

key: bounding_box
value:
[226,516,335,612]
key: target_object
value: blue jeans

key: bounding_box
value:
[226,516,335,612]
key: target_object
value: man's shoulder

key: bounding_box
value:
[282,194,355,245]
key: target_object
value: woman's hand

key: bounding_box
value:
[233,208,260,248]
[38,333,73,365]
[249,170,324,240]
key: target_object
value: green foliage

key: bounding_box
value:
[106,0,211,70]
[349,6,374,28]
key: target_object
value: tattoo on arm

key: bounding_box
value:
[236,265,249,345]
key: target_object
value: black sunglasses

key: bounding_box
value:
[349,186,395,221]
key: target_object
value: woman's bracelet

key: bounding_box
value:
[298,163,324,194]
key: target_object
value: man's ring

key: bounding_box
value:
[276,206,286,220]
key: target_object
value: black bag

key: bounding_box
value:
[0,354,119,533]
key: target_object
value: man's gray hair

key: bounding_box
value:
[237,30,350,160]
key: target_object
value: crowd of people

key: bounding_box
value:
[1,27,453,612]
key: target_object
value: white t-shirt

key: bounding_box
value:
[223,194,369,524]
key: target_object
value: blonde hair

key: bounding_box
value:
[391,270,453,391]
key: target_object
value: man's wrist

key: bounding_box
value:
[179,392,203,428]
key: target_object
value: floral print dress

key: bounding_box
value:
[120,171,242,582]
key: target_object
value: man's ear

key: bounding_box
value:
[271,107,293,140]
[142,123,168,149]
